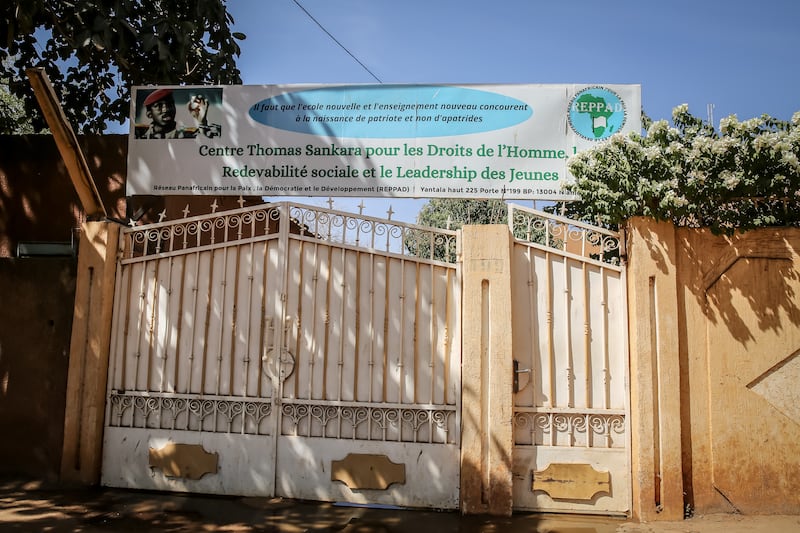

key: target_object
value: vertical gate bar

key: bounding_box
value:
[429,264,436,405]
[171,255,187,393]
[367,251,376,406]
[199,246,216,395]
[144,261,161,391]
[398,258,407,404]
[161,227,177,391]
[214,222,231,395]
[159,256,176,392]
[563,257,574,408]
[242,241,256,397]
[322,244,333,400]
[443,268,452,405]
[308,242,320,400]
[257,239,270,398]
[282,317,292,392]
[583,262,592,409]
[337,246,347,402]
[228,240,243,396]
[452,262,461,440]
[382,255,391,403]
[545,251,555,407]
[132,262,150,391]
[242,212,256,397]
[185,249,202,394]
[397,407,402,442]
[267,317,276,382]
[601,267,611,410]
[352,250,362,402]
[413,262,421,404]
[526,247,537,408]
[290,240,305,397]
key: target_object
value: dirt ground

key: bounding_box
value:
[1,477,798,532]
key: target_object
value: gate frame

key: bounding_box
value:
[60,206,642,518]
[61,221,119,485]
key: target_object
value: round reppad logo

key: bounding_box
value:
[568,86,627,141]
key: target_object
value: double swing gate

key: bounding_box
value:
[100,201,630,514]
[102,202,463,509]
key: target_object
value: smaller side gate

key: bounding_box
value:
[101,202,462,509]
[508,205,631,515]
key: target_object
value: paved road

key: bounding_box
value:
[1,477,798,532]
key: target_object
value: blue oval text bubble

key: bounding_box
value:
[248,85,532,138]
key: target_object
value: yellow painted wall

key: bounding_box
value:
[627,218,800,518]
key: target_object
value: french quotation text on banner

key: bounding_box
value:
[127,84,641,200]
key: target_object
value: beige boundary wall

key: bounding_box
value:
[627,217,800,520]
[61,219,800,519]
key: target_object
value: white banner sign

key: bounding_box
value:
[127,84,640,199]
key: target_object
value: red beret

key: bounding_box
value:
[143,88,173,107]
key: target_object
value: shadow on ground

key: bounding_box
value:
[0,476,623,532]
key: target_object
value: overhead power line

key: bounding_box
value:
[291,0,383,83]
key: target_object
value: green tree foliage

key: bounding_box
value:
[0,82,35,133]
[564,105,800,234]
[407,199,508,261]
[1,0,244,133]
[415,198,509,229]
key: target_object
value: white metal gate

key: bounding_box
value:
[508,205,630,515]
[101,202,462,509]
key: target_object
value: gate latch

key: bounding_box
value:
[263,347,296,382]
[513,359,530,393]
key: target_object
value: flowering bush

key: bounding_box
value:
[563,105,800,234]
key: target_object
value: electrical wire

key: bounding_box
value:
[290,0,383,83]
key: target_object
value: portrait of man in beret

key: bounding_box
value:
[135,88,222,139]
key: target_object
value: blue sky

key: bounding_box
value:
[229,0,799,123]
[225,0,799,222]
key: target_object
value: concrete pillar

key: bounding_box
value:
[626,217,684,521]
[61,221,119,484]
[460,225,515,516]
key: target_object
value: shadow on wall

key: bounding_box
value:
[0,258,76,480]
[680,228,800,343]
[640,223,800,343]
[0,135,127,258]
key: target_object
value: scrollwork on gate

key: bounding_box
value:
[280,402,456,444]
[109,392,273,435]
[122,202,460,264]
[508,204,622,265]
[125,206,276,258]
[513,410,626,448]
